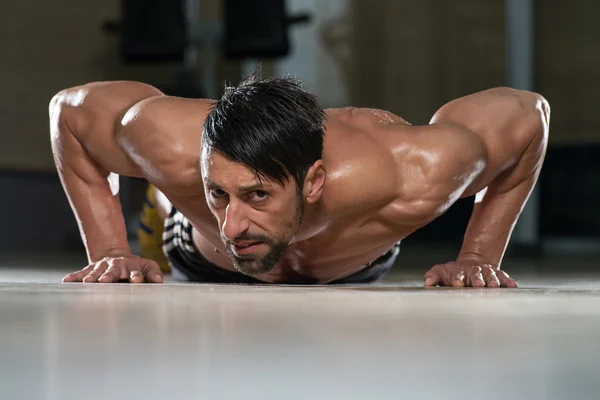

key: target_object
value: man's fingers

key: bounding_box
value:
[468,270,486,287]
[63,265,94,282]
[83,261,108,283]
[98,259,124,283]
[141,260,164,284]
[496,270,518,288]
[119,262,128,281]
[424,270,441,287]
[148,271,163,283]
[63,256,164,285]
[482,266,500,288]
[129,269,145,283]
[451,272,466,287]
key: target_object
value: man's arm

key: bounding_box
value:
[423,89,550,287]
[457,116,548,269]
[50,81,165,282]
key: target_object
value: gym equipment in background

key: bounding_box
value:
[102,0,311,98]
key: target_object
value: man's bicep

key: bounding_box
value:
[115,97,208,195]
[115,97,179,181]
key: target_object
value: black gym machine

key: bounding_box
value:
[102,0,311,99]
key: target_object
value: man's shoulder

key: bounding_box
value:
[116,96,210,192]
[325,107,409,127]
[122,96,212,130]
[320,113,405,222]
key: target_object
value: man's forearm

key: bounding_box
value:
[51,99,131,262]
[63,170,132,262]
[457,174,537,268]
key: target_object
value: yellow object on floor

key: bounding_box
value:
[137,184,170,273]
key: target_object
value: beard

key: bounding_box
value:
[226,238,289,276]
[224,195,304,277]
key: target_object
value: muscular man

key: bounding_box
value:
[50,74,549,287]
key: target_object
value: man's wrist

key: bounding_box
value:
[457,251,497,267]
[89,246,132,263]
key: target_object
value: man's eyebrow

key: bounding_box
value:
[204,178,265,193]
[238,182,266,192]
[204,178,222,189]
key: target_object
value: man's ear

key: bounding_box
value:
[303,160,326,204]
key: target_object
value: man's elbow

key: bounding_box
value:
[514,90,550,150]
[49,86,90,134]
[534,93,551,133]
[522,90,550,126]
[49,91,84,148]
[49,91,68,136]
[516,92,550,168]
[529,92,550,148]
[49,93,62,119]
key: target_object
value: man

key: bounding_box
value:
[50,74,549,287]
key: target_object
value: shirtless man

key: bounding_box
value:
[50,74,549,287]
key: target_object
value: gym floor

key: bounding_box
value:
[1,246,599,400]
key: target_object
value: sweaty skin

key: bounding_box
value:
[50,81,549,286]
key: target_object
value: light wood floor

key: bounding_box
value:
[1,248,599,400]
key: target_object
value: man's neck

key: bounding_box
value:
[291,200,330,243]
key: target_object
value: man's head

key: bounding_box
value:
[201,73,326,276]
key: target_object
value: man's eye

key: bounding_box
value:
[251,191,268,201]
[211,189,228,197]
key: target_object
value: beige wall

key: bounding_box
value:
[1,1,598,172]
[1,1,173,171]
[348,0,506,123]
[347,0,600,145]
[0,0,243,172]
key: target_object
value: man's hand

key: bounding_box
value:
[63,254,163,284]
[423,260,518,288]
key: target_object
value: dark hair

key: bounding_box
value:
[202,72,325,188]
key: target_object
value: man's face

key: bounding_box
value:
[201,147,304,276]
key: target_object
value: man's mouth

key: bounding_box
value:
[231,241,266,255]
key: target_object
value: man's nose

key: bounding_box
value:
[221,202,250,241]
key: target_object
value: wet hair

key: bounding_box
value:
[202,71,325,189]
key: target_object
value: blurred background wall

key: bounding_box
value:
[0,0,598,253]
